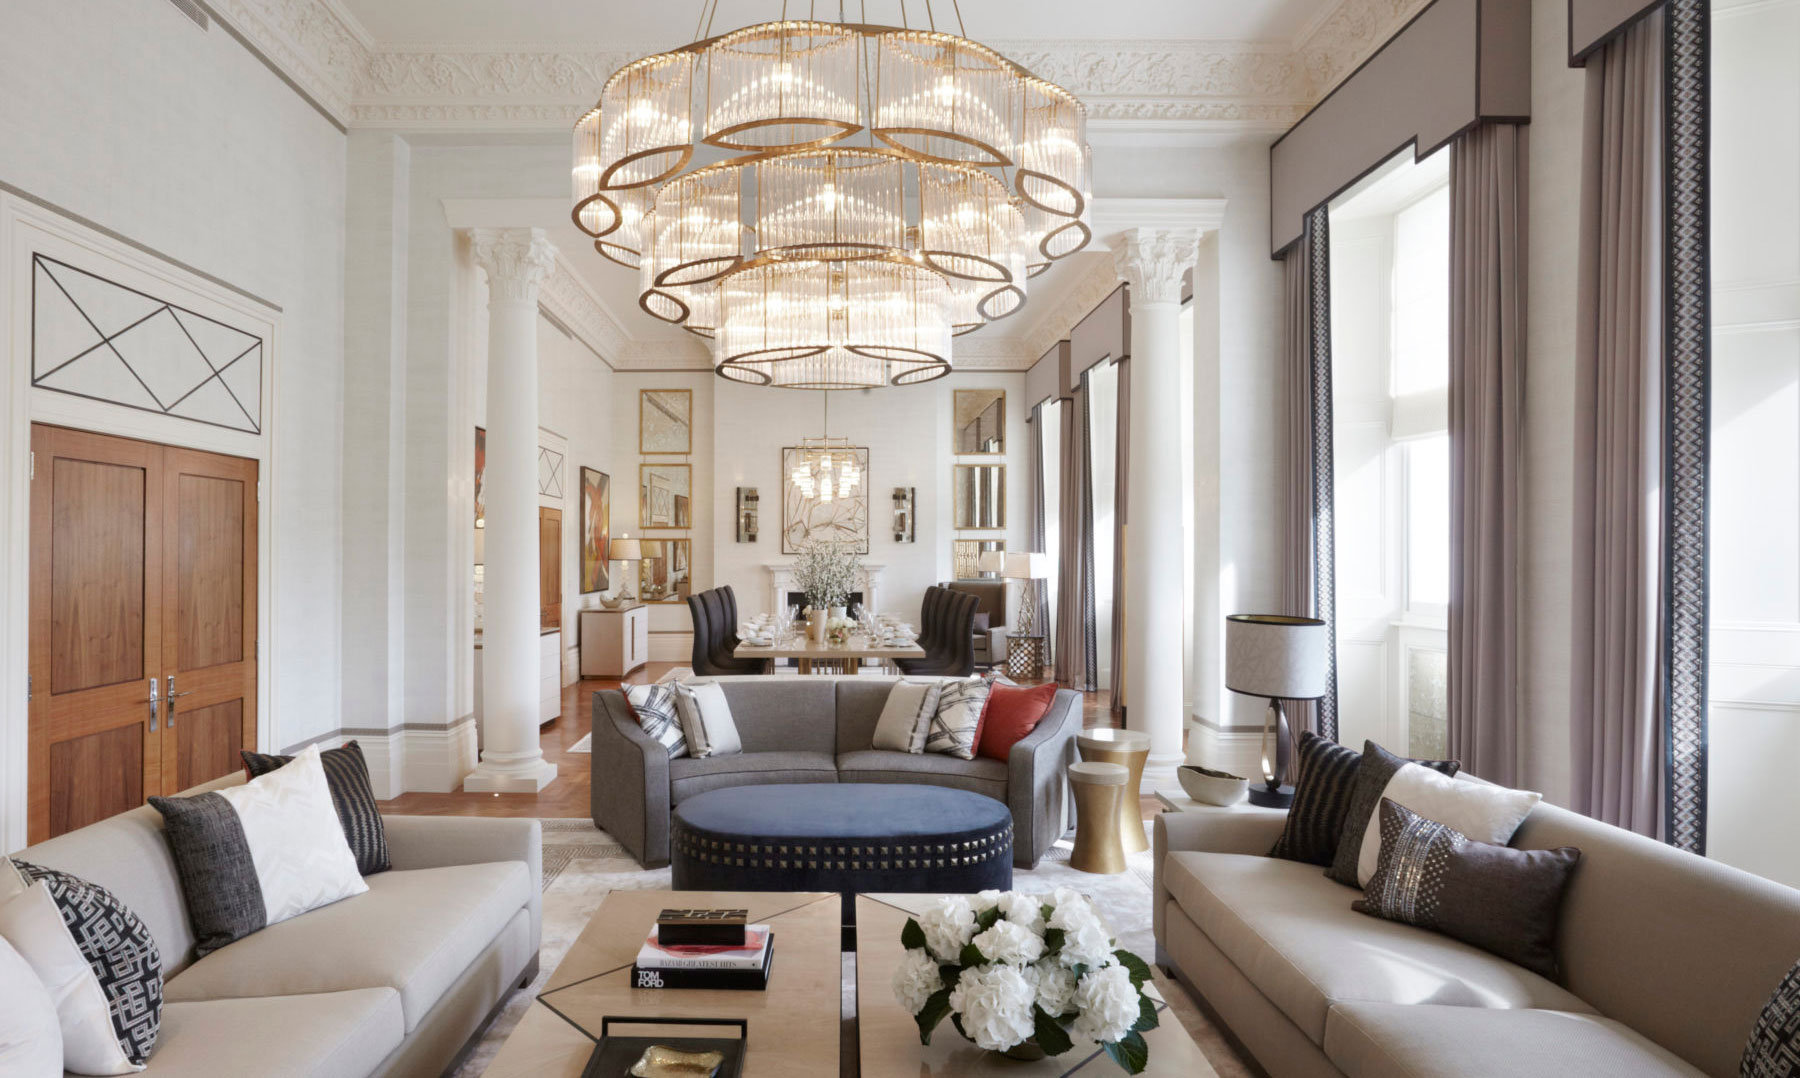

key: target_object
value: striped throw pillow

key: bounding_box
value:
[626,684,688,758]
[243,740,388,875]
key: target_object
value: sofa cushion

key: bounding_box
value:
[668,751,837,803]
[142,989,403,1078]
[1323,1002,1704,1078]
[1161,851,1592,1045]
[836,750,1008,801]
[164,861,529,1033]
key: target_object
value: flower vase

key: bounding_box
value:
[808,611,826,642]
[998,1039,1047,1062]
[828,605,847,622]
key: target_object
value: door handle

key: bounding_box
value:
[147,678,159,732]
[165,676,193,727]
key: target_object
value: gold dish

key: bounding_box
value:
[628,1045,726,1077]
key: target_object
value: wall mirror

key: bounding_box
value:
[640,388,692,454]
[639,463,692,529]
[953,388,1005,455]
[638,539,692,603]
[953,539,1005,580]
[953,464,1006,529]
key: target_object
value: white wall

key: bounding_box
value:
[0,0,348,782]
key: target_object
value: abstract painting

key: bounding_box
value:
[782,445,869,554]
[580,466,610,594]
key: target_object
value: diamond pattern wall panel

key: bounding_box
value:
[32,254,262,434]
[538,445,565,498]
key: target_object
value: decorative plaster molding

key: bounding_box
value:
[206,0,370,124]
[468,228,556,304]
[1019,258,1124,364]
[538,256,628,365]
[1294,0,1437,101]
[1112,229,1204,305]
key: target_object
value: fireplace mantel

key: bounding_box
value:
[764,563,886,617]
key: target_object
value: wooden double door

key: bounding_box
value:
[28,425,258,843]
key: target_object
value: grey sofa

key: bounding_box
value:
[592,675,1080,869]
[11,774,541,1078]
[1153,792,1800,1077]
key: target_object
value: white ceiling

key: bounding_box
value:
[338,0,1332,47]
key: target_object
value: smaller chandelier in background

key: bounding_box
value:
[571,9,1094,390]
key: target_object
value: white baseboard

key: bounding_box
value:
[649,631,693,663]
[354,730,404,801]
[1186,718,1263,781]
[400,721,479,794]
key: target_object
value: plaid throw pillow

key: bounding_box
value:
[242,740,389,875]
[626,684,688,758]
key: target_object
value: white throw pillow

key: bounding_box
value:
[0,883,132,1075]
[1356,764,1543,886]
[675,681,742,758]
[217,745,369,925]
[871,680,943,753]
[0,934,62,1077]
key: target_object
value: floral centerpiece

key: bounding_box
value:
[892,889,1157,1073]
[791,539,857,613]
[824,616,855,646]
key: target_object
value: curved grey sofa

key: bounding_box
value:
[591,675,1081,869]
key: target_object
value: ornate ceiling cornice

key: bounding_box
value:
[207,0,1433,134]
[538,255,627,365]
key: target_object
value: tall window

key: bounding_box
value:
[1039,397,1063,651]
[1088,361,1120,691]
[1328,149,1451,757]
[1705,0,1800,886]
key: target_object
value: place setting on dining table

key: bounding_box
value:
[733,605,925,675]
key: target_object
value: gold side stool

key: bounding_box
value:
[1078,728,1153,854]
[1069,761,1130,874]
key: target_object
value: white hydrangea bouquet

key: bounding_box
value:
[892,888,1157,1073]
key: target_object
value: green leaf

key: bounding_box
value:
[1040,901,1055,923]
[975,905,1002,932]
[1032,1006,1075,1056]
[1133,995,1160,1033]
[959,942,987,967]
[1101,1030,1150,1074]
[1113,949,1153,989]
[939,963,964,987]
[1042,927,1066,955]
[915,988,951,1045]
[1069,962,1090,982]
[950,1013,970,1043]
[901,918,927,952]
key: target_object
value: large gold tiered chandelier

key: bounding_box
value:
[570,2,1094,389]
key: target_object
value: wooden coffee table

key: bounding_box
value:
[480,890,841,1078]
[855,894,1218,1077]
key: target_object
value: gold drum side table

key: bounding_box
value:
[1077,728,1153,853]
[1068,761,1130,874]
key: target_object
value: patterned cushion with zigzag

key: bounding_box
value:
[924,678,990,760]
[1744,961,1800,1078]
[11,859,163,1068]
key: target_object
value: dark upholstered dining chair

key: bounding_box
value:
[689,587,763,676]
[896,588,979,677]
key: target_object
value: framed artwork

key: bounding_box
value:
[782,446,870,554]
[580,467,611,594]
[640,463,691,528]
[953,539,1005,581]
[638,539,692,603]
[474,426,486,527]
[640,388,693,454]
[953,388,1006,455]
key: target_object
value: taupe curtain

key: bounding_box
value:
[1571,11,1665,838]
[1110,356,1131,722]
[1056,375,1098,691]
[1027,402,1051,653]
[1447,122,1528,787]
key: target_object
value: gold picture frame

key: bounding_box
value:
[639,463,692,529]
[953,388,1006,455]
[639,388,693,455]
[637,538,692,603]
[953,538,1005,581]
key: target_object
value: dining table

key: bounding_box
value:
[733,632,927,675]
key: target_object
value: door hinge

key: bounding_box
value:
[28,452,34,481]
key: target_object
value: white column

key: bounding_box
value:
[464,228,559,793]
[1113,228,1202,792]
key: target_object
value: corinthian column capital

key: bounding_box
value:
[1111,227,1202,306]
[469,227,557,305]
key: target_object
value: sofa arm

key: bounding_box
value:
[590,690,673,867]
[382,815,542,949]
[1007,689,1081,867]
[1152,806,1288,958]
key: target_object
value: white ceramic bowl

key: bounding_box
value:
[1177,765,1249,807]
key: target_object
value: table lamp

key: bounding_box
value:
[976,549,1005,579]
[610,534,644,604]
[1225,614,1329,808]
[1003,552,1051,637]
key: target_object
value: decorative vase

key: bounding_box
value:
[808,611,826,642]
[998,1039,1047,1062]
[828,604,847,622]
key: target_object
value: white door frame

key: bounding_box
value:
[0,193,280,851]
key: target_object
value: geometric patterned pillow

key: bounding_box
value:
[924,678,990,760]
[241,740,389,875]
[1743,960,1800,1078]
[626,684,688,758]
[11,860,163,1069]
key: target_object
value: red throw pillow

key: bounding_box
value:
[976,682,1058,760]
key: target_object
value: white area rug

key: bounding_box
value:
[453,817,1248,1077]
[566,733,591,754]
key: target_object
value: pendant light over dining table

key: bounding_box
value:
[571,1,1095,389]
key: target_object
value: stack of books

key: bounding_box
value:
[631,909,774,991]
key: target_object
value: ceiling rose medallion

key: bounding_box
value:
[571,2,1094,389]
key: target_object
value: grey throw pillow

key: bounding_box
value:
[1353,799,1580,980]
[1326,740,1459,887]
[1269,731,1362,867]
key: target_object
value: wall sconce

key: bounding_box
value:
[893,487,916,543]
[737,487,759,543]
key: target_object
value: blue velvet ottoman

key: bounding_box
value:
[670,783,1013,928]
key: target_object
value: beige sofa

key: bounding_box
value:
[11,774,541,1078]
[1153,797,1800,1077]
